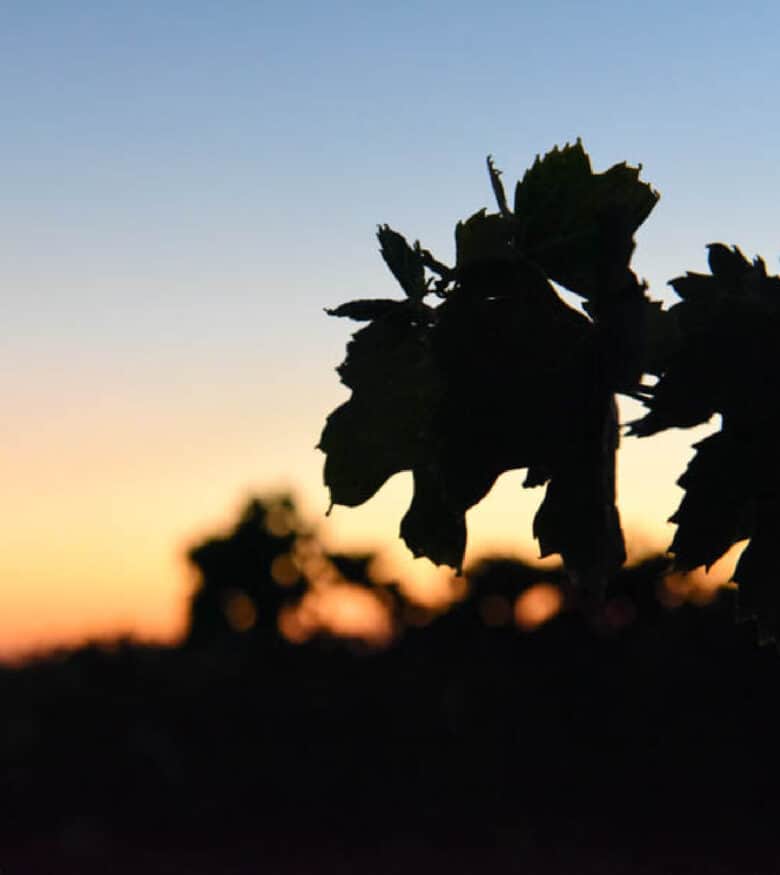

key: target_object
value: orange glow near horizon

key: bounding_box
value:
[276,537,395,646]
[657,547,743,610]
[281,583,395,646]
[0,389,731,660]
[514,584,563,631]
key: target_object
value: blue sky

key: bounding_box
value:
[0,1,778,652]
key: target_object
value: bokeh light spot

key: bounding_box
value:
[223,591,257,632]
[514,583,562,631]
[265,505,295,538]
[449,575,469,602]
[278,605,315,644]
[270,553,300,587]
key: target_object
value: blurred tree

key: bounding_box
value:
[186,496,306,646]
[185,496,406,648]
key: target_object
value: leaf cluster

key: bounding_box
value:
[319,142,780,644]
[321,142,657,588]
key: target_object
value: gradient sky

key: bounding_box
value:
[1,1,778,656]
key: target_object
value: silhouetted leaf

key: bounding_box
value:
[454,209,514,273]
[400,466,467,570]
[668,433,753,571]
[377,225,427,300]
[633,244,780,641]
[533,395,625,594]
[513,139,659,305]
[326,299,408,321]
[319,305,440,508]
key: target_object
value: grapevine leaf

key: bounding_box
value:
[706,243,752,287]
[319,305,439,508]
[667,432,753,571]
[454,209,514,273]
[400,466,467,570]
[630,244,780,437]
[376,225,427,300]
[632,244,780,641]
[513,139,659,305]
[325,299,409,321]
[533,395,625,593]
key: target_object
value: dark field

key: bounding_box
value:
[1,571,779,874]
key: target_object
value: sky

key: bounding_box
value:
[1,1,778,657]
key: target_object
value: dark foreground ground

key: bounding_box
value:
[1,583,779,873]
